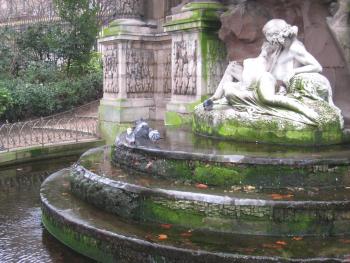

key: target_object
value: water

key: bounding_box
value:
[0,157,94,263]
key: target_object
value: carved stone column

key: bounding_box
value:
[115,0,144,19]
[328,0,350,72]
[164,1,228,126]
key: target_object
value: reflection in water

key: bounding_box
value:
[0,157,94,263]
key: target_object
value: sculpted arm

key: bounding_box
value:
[210,62,243,101]
[291,41,323,75]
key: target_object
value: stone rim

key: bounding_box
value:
[41,170,346,262]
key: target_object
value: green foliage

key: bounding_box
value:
[2,70,102,122]
[53,0,99,73]
[0,27,21,77]
[0,0,103,121]
[69,52,103,76]
[0,86,11,115]
[17,24,52,61]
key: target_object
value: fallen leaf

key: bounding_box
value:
[145,234,153,241]
[195,183,208,189]
[61,192,69,196]
[276,240,287,246]
[180,231,193,238]
[339,239,350,244]
[158,234,168,240]
[244,185,256,191]
[146,161,153,169]
[243,248,256,253]
[270,194,294,200]
[231,186,242,191]
[262,243,284,249]
[137,178,151,186]
[292,237,303,241]
[160,224,172,230]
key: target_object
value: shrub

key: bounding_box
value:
[2,71,102,122]
[0,86,11,116]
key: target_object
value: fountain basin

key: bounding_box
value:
[112,127,350,189]
[68,147,350,236]
[41,168,350,263]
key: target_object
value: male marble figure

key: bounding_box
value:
[203,19,342,126]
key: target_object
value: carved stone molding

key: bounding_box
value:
[115,0,144,19]
[126,48,155,97]
[206,43,227,95]
[173,40,197,95]
[164,52,172,94]
[103,45,119,94]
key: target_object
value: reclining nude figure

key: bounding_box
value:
[203,19,341,126]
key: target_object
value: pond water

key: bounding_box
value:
[0,156,94,263]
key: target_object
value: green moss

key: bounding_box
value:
[117,146,349,188]
[42,213,114,263]
[193,111,346,146]
[274,213,319,235]
[143,200,205,228]
[199,32,227,83]
[164,5,223,32]
[165,111,192,126]
[186,99,202,113]
[194,165,244,185]
[166,159,193,179]
[183,2,226,11]
[100,20,126,37]
[99,121,128,145]
[30,147,49,157]
[142,200,271,233]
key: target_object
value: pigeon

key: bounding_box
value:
[148,129,161,142]
[203,99,214,111]
[126,127,136,144]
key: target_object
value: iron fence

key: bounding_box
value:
[0,115,99,152]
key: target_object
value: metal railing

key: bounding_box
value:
[0,115,99,152]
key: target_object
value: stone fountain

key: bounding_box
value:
[41,1,350,262]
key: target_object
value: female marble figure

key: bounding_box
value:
[204,19,341,126]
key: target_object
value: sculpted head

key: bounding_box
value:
[262,19,298,47]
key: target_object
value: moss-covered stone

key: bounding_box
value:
[100,20,126,37]
[192,103,347,146]
[113,144,350,189]
[99,121,129,145]
[165,111,192,126]
[42,212,115,263]
[142,200,206,228]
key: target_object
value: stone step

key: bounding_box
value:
[80,147,350,202]
[112,127,350,189]
[41,169,350,263]
[71,147,350,236]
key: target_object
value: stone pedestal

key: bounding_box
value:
[163,1,228,126]
[98,0,172,143]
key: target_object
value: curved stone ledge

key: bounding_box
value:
[71,161,350,236]
[113,139,350,189]
[41,170,350,262]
